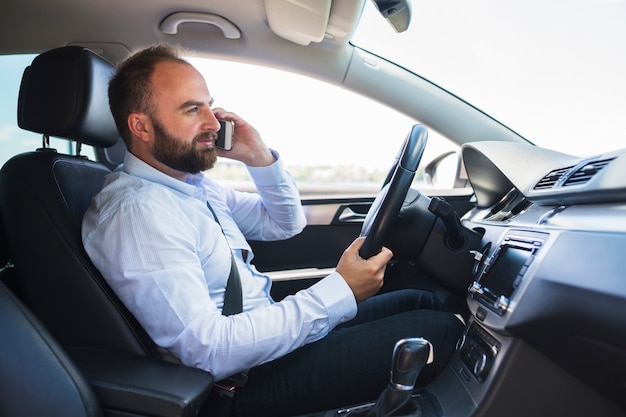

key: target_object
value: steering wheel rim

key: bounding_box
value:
[359,124,428,259]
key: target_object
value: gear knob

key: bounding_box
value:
[341,338,434,416]
[390,338,434,390]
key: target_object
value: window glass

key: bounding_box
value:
[0,53,458,195]
[0,54,95,166]
[189,58,459,198]
[352,0,626,157]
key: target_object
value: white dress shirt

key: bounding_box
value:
[82,152,357,380]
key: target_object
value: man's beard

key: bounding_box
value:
[151,117,218,174]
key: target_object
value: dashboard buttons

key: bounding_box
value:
[476,307,487,321]
[457,323,500,383]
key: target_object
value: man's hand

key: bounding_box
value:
[213,107,275,167]
[336,237,393,302]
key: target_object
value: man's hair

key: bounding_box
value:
[108,43,190,146]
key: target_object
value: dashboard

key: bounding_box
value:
[433,141,626,416]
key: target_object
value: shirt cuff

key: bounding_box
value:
[310,272,357,327]
[246,149,285,187]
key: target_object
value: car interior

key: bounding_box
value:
[1,1,625,417]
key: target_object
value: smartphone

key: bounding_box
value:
[216,119,234,151]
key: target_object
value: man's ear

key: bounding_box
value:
[127,113,152,144]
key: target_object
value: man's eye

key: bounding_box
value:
[189,107,199,113]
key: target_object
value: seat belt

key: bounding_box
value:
[206,200,248,371]
[222,255,243,316]
[206,201,243,316]
[204,202,248,417]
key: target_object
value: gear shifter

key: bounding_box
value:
[390,338,433,390]
[345,338,433,417]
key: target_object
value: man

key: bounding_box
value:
[82,44,463,417]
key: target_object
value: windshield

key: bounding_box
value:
[352,0,626,157]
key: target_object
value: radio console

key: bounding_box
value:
[469,233,543,315]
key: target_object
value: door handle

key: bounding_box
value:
[336,206,368,223]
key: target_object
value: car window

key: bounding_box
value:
[0,54,459,196]
[189,58,460,198]
[0,54,95,166]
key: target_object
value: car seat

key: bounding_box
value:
[0,46,159,357]
[0,279,101,416]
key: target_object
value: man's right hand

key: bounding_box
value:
[335,237,393,302]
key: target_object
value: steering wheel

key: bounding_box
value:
[359,124,428,259]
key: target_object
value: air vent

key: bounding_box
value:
[563,158,614,187]
[533,166,573,190]
[484,188,532,222]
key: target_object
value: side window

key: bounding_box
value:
[0,54,95,167]
[189,58,460,197]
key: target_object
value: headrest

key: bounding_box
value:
[18,46,119,148]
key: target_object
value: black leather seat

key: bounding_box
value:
[0,46,157,357]
[0,273,213,417]
[0,280,101,417]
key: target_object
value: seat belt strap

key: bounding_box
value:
[205,202,248,417]
[222,254,243,316]
[205,201,243,316]
[220,255,249,387]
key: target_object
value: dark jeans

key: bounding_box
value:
[234,289,464,417]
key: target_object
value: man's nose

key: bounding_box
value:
[202,109,221,131]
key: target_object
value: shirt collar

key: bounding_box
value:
[122,152,206,200]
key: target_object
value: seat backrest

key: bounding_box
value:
[0,280,102,417]
[0,46,158,357]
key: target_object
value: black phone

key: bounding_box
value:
[216,119,234,150]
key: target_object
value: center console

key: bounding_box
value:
[468,232,544,317]
[453,231,546,386]
[442,230,547,407]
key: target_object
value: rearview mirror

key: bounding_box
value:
[371,0,412,32]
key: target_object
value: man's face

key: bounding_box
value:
[151,116,218,173]
[147,61,221,174]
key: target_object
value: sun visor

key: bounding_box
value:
[265,0,363,46]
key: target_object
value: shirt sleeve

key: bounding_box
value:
[224,150,307,241]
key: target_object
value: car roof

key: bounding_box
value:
[1,0,361,81]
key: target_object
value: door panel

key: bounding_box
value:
[249,191,474,273]
[250,199,368,272]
